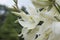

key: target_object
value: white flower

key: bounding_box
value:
[13,8,40,29]
[12,0,60,40]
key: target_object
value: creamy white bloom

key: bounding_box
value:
[13,9,40,29]
[12,0,60,40]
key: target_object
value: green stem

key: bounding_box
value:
[54,16,60,21]
[54,3,60,14]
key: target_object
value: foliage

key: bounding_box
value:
[0,11,22,40]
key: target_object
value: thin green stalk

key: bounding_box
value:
[54,3,60,14]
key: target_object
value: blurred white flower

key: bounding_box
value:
[12,0,60,40]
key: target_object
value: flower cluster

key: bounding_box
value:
[12,0,60,40]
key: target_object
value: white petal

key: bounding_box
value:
[18,19,36,29]
[32,0,51,8]
[52,22,60,35]
[56,0,60,5]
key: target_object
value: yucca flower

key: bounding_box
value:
[12,0,60,40]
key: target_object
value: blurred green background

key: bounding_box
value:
[0,5,24,40]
